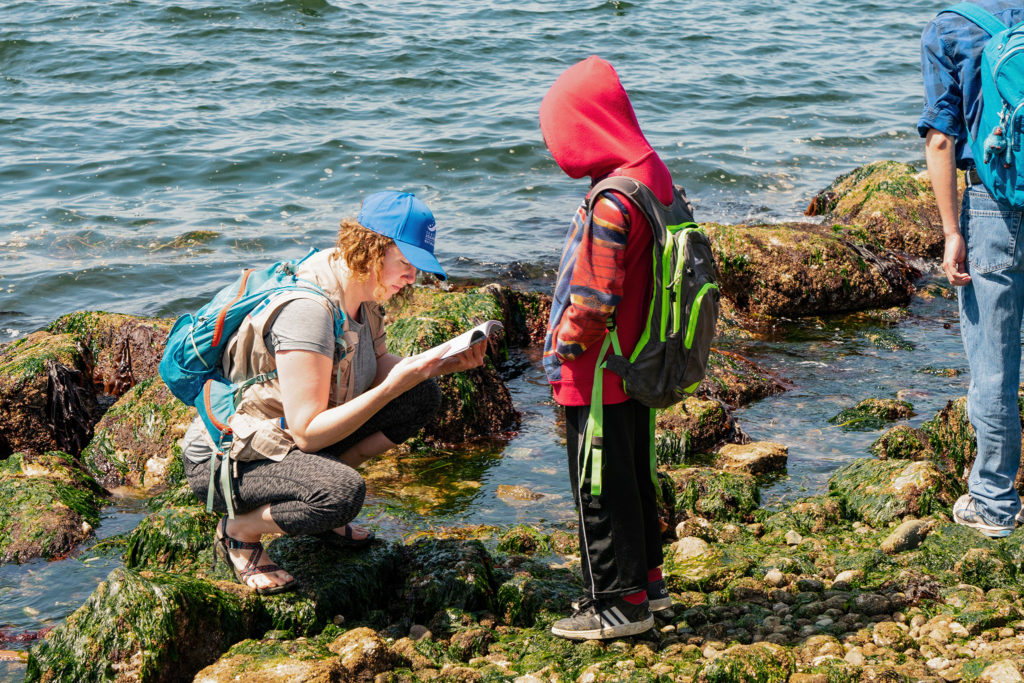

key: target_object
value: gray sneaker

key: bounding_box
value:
[551,596,654,641]
[953,494,1014,538]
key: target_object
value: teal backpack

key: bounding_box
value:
[944,2,1024,206]
[581,177,720,498]
[158,248,344,514]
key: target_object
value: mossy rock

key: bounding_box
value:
[699,349,787,409]
[694,641,795,682]
[47,311,174,397]
[955,547,1015,591]
[804,160,943,258]
[918,396,975,491]
[665,544,755,593]
[913,522,1000,577]
[398,538,498,625]
[828,398,914,432]
[870,425,932,461]
[80,377,195,490]
[828,458,957,526]
[668,466,760,523]
[704,221,918,319]
[495,561,580,628]
[123,505,219,574]
[495,525,550,555]
[486,627,632,680]
[386,287,519,444]
[761,496,845,535]
[0,451,105,564]
[0,330,99,458]
[501,286,551,347]
[192,636,344,682]
[266,535,403,629]
[26,568,254,683]
[954,601,1023,635]
[655,397,742,467]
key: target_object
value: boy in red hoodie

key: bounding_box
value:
[541,56,673,640]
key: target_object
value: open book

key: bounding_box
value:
[440,319,504,359]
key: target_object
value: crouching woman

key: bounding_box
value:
[179,191,485,594]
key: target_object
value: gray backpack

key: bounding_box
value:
[581,176,720,497]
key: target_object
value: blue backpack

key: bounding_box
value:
[159,248,344,513]
[945,2,1024,206]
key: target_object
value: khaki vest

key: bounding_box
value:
[220,248,387,461]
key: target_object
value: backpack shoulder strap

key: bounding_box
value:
[943,2,1007,36]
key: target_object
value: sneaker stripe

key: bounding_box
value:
[598,606,622,626]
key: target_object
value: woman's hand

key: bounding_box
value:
[432,340,488,376]
[382,345,452,395]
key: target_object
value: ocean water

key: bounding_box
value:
[2,0,944,340]
[0,0,971,673]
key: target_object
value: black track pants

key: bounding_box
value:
[565,399,664,598]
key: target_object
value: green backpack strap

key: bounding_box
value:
[582,328,660,500]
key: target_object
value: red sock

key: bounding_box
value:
[647,567,663,583]
[622,590,646,605]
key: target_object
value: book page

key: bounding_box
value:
[439,319,504,359]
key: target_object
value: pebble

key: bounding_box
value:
[785,530,803,545]
[409,625,431,641]
[927,656,951,671]
[845,648,866,666]
[764,569,786,587]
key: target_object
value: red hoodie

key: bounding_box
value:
[540,56,674,406]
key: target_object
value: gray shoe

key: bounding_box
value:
[953,494,1014,538]
[551,596,654,641]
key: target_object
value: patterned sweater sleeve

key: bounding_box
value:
[554,192,630,361]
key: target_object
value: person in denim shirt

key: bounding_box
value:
[920,0,1024,537]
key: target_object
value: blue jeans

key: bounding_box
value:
[959,184,1024,526]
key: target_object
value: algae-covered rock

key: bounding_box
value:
[26,568,253,683]
[399,538,497,625]
[870,424,932,461]
[694,641,795,682]
[804,160,944,258]
[193,637,344,683]
[266,536,403,629]
[327,627,404,680]
[123,505,219,574]
[704,221,918,319]
[0,451,105,564]
[714,441,788,476]
[665,543,755,593]
[954,601,1023,635]
[0,331,99,458]
[80,377,194,490]
[495,561,579,628]
[495,525,550,555]
[700,349,787,408]
[915,522,1002,579]
[385,287,519,443]
[761,496,844,536]
[668,466,760,523]
[918,396,976,492]
[47,311,173,397]
[655,397,744,467]
[483,283,551,348]
[828,398,914,432]
[828,458,958,526]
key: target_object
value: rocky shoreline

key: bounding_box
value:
[6,161,1023,682]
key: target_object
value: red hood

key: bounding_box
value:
[539,56,672,204]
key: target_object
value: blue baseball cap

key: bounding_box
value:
[357,191,447,279]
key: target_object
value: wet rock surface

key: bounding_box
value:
[705,220,919,319]
[805,159,945,258]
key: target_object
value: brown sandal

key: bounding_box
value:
[214,517,297,595]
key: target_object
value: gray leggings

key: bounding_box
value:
[183,379,441,535]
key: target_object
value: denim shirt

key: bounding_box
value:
[918,0,1024,168]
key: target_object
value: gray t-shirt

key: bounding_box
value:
[264,297,378,398]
